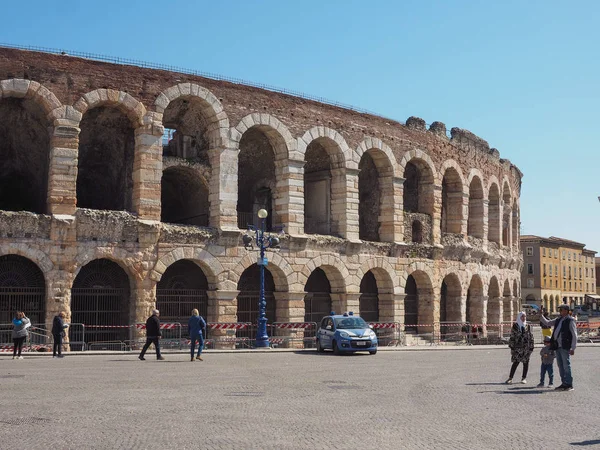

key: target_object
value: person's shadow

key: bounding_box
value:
[570,439,600,446]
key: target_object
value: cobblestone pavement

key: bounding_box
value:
[1,347,599,450]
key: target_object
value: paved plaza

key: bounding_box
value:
[1,346,599,450]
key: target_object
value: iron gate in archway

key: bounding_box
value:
[0,255,45,324]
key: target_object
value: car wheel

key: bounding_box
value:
[369,350,377,355]
[333,340,340,355]
[316,338,325,353]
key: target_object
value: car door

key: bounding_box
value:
[319,317,334,348]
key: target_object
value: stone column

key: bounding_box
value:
[482,199,489,251]
[208,147,238,229]
[392,177,405,242]
[418,287,436,334]
[331,167,360,241]
[207,290,239,349]
[133,114,163,221]
[329,293,345,315]
[459,192,469,240]
[47,123,79,215]
[431,184,442,245]
[279,160,304,235]
[274,292,306,348]
[130,279,157,343]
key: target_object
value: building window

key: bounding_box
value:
[564,281,566,289]
[556,280,558,288]
[579,268,582,278]
[527,278,534,288]
[549,265,552,276]
[586,268,589,277]
[543,248,546,256]
[580,282,582,290]
[526,247,533,256]
[568,252,571,260]
[543,263,546,276]
[543,279,547,288]
[562,250,566,259]
[554,249,558,258]
[563,266,566,277]
[527,264,534,275]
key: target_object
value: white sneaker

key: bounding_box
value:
[505,378,512,384]
[521,378,527,384]
[17,356,23,360]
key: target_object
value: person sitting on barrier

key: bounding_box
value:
[188,309,207,362]
[505,311,534,384]
[52,311,68,358]
[12,311,31,360]
[138,309,165,361]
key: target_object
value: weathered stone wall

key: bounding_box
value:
[0,47,523,334]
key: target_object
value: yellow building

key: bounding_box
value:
[521,236,596,312]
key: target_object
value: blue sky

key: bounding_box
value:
[2,1,598,250]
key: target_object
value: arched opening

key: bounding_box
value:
[525,294,536,305]
[359,271,379,322]
[441,168,463,235]
[404,271,434,334]
[503,280,512,324]
[440,273,462,338]
[0,98,50,213]
[512,200,519,249]
[467,176,484,239]
[487,277,501,328]
[543,294,549,312]
[237,264,276,325]
[488,183,501,246]
[411,221,423,243]
[502,183,511,247]
[403,159,434,244]
[237,127,277,231]
[304,140,332,235]
[358,152,380,242]
[0,255,46,323]
[71,259,130,344]
[304,268,332,323]
[161,166,209,226]
[466,275,484,326]
[77,106,135,212]
[156,260,208,325]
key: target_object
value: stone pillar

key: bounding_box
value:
[279,160,304,235]
[379,293,404,324]
[459,192,469,240]
[431,185,442,245]
[418,287,436,334]
[208,147,238,229]
[482,199,489,251]
[274,292,306,348]
[391,177,405,242]
[378,174,402,243]
[130,279,157,343]
[329,293,346,315]
[207,290,239,349]
[47,123,79,215]
[331,167,360,241]
[133,114,163,220]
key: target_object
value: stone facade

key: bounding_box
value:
[0,47,523,344]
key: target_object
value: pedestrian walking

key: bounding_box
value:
[52,311,69,358]
[188,309,207,362]
[540,303,577,391]
[540,307,552,340]
[505,311,534,384]
[139,309,165,361]
[12,311,31,359]
[537,336,555,387]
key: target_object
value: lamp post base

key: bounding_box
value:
[254,337,270,348]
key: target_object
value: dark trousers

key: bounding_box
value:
[509,360,529,379]
[13,337,25,356]
[53,333,63,356]
[140,337,161,359]
[190,334,204,357]
[540,363,554,384]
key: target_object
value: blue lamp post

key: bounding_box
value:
[242,208,281,348]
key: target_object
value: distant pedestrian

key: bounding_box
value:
[540,307,552,340]
[540,303,577,391]
[12,311,31,359]
[52,311,69,358]
[139,309,165,361]
[505,311,534,384]
[188,309,207,362]
[537,336,555,387]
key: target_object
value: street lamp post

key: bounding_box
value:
[242,209,281,348]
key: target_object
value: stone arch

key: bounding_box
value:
[229,252,292,293]
[72,248,139,286]
[402,265,435,333]
[401,151,436,244]
[299,254,349,294]
[232,113,297,162]
[73,89,146,127]
[356,259,399,295]
[356,139,398,242]
[399,149,438,181]
[299,127,353,169]
[440,161,465,235]
[487,276,502,325]
[154,83,229,148]
[488,181,501,245]
[160,165,210,226]
[153,248,223,290]
[502,180,512,247]
[440,272,463,325]
[466,274,485,326]
[355,138,399,176]
[0,79,62,117]
[512,198,520,249]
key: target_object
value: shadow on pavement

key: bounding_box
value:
[570,439,600,446]
[465,382,507,386]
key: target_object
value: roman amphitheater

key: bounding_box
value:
[0,46,523,347]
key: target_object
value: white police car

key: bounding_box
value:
[316,312,377,355]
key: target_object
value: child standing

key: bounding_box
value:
[537,336,555,387]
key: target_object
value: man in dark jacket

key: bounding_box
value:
[540,304,577,391]
[139,309,165,361]
[52,312,68,358]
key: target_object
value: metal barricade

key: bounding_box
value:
[204,322,253,349]
[271,322,317,348]
[132,322,183,350]
[84,325,131,351]
[66,323,86,351]
[369,322,401,347]
[438,322,470,345]
[0,323,52,352]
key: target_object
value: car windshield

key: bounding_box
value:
[335,317,368,330]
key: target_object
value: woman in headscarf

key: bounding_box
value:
[505,311,535,384]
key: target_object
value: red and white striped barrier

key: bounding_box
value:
[274,323,315,329]
[370,323,398,329]
[86,325,130,328]
[135,323,181,330]
[209,323,249,330]
[0,344,50,353]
